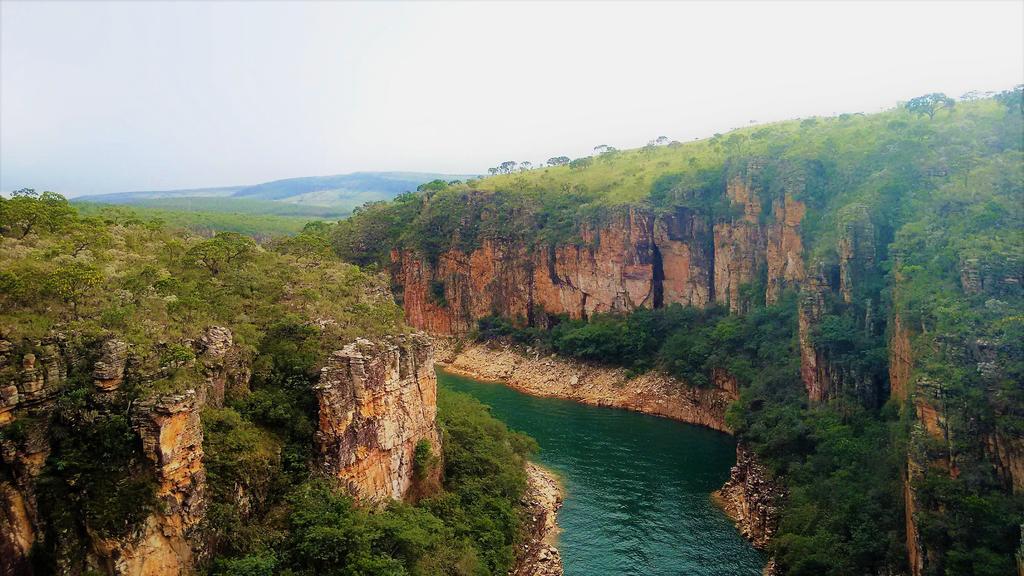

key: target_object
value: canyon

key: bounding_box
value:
[436,339,784,572]
[390,171,861,404]
[388,157,1023,574]
[0,330,442,576]
[393,172,809,334]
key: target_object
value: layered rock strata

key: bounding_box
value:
[712,443,786,551]
[0,327,247,576]
[315,334,442,501]
[90,392,206,576]
[393,175,807,336]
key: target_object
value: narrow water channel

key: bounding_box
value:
[438,369,764,576]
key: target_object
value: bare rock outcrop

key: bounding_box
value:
[89,391,207,576]
[92,339,129,392]
[437,341,737,433]
[390,166,808,335]
[194,326,250,406]
[315,334,442,501]
[712,443,786,551]
[513,462,563,576]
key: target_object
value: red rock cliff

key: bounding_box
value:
[392,179,807,335]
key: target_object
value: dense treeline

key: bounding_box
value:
[1,195,538,575]
[74,200,326,238]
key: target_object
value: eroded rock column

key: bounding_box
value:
[315,334,442,501]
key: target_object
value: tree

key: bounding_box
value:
[186,232,256,276]
[905,92,955,119]
[546,156,570,167]
[498,161,517,174]
[519,161,533,171]
[487,167,498,176]
[655,136,669,145]
[995,84,1023,114]
[568,157,593,170]
[417,179,449,192]
[593,144,609,154]
[61,217,112,257]
[46,262,102,318]
[960,90,994,102]
[0,189,74,238]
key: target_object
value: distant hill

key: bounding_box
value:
[76,171,475,217]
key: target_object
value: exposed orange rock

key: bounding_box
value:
[315,334,442,501]
[394,185,807,334]
[889,313,913,404]
[714,175,765,314]
[194,326,250,406]
[798,269,831,402]
[0,482,34,576]
[92,339,129,392]
[836,206,875,304]
[712,443,786,551]
[904,462,925,576]
[987,430,1024,494]
[765,194,806,305]
[90,391,207,576]
[655,206,713,308]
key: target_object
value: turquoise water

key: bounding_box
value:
[438,369,764,576]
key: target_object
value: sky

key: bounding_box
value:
[1,1,1022,197]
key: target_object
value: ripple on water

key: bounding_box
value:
[439,370,764,576]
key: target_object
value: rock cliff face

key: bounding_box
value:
[713,443,786,551]
[514,462,563,576]
[315,334,442,501]
[392,171,807,335]
[3,328,444,574]
[90,392,206,576]
[0,328,246,576]
[892,306,1022,575]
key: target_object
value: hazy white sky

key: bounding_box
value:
[1,1,1022,196]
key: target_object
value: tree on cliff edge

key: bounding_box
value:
[906,93,955,119]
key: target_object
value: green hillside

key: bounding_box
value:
[333,89,1024,576]
[76,171,476,218]
[0,193,537,575]
[73,201,324,237]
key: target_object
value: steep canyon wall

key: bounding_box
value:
[1,330,441,575]
[393,174,807,332]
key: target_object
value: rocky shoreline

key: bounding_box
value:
[435,340,736,433]
[514,462,564,576]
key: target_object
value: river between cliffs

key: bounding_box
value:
[438,369,764,576]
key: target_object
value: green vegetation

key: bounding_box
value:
[335,91,1022,276]
[208,389,536,576]
[1,192,542,575]
[74,201,322,237]
[1,193,400,352]
[74,172,475,227]
[888,152,1024,576]
[84,196,349,218]
[349,89,1023,576]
